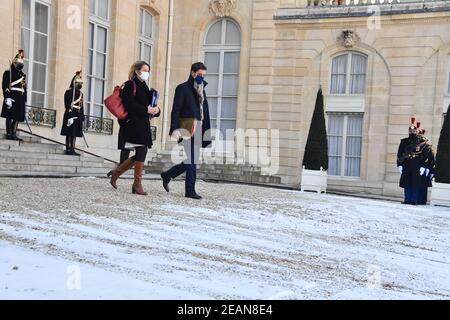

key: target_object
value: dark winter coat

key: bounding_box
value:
[169,76,212,148]
[60,88,85,137]
[397,137,435,189]
[117,77,160,150]
[1,67,27,122]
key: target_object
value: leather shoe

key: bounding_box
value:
[161,172,171,193]
[185,193,202,200]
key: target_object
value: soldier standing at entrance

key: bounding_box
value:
[416,127,435,205]
[61,71,85,156]
[397,118,435,205]
[1,50,27,141]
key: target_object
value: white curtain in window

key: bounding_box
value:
[327,115,344,176]
[350,54,367,94]
[97,0,109,20]
[448,70,450,94]
[327,114,363,177]
[330,55,348,94]
[21,0,50,108]
[345,116,363,177]
[203,19,241,146]
[205,20,222,45]
[225,20,240,44]
[87,0,109,117]
[138,9,154,85]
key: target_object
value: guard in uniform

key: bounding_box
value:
[397,118,435,205]
[61,71,85,156]
[416,127,435,205]
[1,50,27,141]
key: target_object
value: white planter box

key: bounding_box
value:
[431,182,450,207]
[301,167,328,194]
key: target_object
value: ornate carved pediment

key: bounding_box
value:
[337,30,360,48]
[209,0,237,18]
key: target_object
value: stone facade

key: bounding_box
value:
[0,0,449,197]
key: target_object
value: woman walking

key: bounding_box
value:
[61,71,85,156]
[109,61,160,195]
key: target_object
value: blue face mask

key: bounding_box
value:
[194,75,204,85]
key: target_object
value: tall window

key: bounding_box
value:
[87,0,110,117]
[447,55,450,94]
[21,0,51,108]
[328,53,367,177]
[330,53,367,95]
[139,8,154,85]
[328,113,363,177]
[203,19,241,142]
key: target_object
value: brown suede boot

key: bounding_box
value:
[132,161,148,196]
[110,157,135,189]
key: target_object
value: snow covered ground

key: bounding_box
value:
[0,177,449,300]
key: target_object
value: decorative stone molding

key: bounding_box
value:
[209,0,237,18]
[337,30,360,48]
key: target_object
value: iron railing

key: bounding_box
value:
[25,105,57,128]
[24,107,158,141]
[84,115,114,135]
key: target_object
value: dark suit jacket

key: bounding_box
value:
[169,76,212,148]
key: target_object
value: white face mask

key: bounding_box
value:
[139,71,150,81]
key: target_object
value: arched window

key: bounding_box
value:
[203,19,241,145]
[330,53,367,95]
[138,8,154,85]
[328,52,367,177]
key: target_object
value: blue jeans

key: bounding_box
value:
[165,134,201,195]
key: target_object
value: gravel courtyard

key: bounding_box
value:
[0,177,449,300]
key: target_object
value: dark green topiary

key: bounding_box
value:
[435,108,450,184]
[302,87,328,171]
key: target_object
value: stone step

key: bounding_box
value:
[0,150,48,159]
[76,167,117,175]
[0,139,46,147]
[8,143,65,153]
[0,133,121,179]
[46,153,106,163]
[0,163,78,174]
[0,150,106,164]
[0,170,148,179]
[0,156,115,169]
[1,134,42,143]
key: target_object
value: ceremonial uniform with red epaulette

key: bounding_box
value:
[397,118,435,205]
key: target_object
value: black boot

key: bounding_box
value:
[65,136,73,155]
[71,137,80,156]
[11,120,23,142]
[5,118,13,140]
[161,171,171,193]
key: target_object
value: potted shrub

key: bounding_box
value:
[301,87,328,194]
[431,108,450,207]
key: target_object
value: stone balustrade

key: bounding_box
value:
[276,0,450,20]
[306,0,431,7]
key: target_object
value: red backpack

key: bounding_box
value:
[104,81,136,120]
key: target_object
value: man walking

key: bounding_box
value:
[161,62,212,199]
